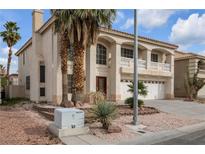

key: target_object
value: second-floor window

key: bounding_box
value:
[96,44,107,65]
[23,53,25,65]
[40,65,45,83]
[151,53,158,62]
[121,48,133,58]
[26,76,30,90]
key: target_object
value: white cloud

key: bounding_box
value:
[114,11,125,24]
[0,47,18,74]
[1,47,18,55]
[138,10,176,29]
[0,56,18,74]
[198,50,205,56]
[0,57,7,66]
[120,18,134,30]
[169,14,205,49]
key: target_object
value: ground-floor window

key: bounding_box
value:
[40,87,45,97]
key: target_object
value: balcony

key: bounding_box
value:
[120,57,171,76]
[150,62,171,72]
[120,57,146,69]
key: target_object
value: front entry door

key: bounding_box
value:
[96,76,107,95]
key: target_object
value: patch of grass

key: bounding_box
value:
[1,97,29,106]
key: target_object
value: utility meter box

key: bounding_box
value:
[54,108,85,129]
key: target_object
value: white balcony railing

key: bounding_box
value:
[121,57,171,72]
[150,61,171,72]
[120,57,146,69]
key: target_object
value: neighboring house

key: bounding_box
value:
[15,10,178,105]
[9,74,19,85]
[174,50,205,98]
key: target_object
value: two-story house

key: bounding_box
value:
[175,50,205,98]
[15,10,178,105]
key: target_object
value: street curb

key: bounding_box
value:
[118,122,205,145]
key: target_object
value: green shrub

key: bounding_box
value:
[90,101,118,129]
[1,97,29,106]
[88,91,105,104]
[127,81,148,96]
[125,97,144,108]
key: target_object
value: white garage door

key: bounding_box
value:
[120,80,165,100]
[120,80,133,100]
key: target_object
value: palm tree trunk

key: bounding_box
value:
[60,33,73,107]
[72,42,85,104]
[6,47,12,80]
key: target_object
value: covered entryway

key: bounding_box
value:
[120,80,165,100]
[96,76,107,96]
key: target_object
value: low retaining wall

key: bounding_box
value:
[5,85,25,98]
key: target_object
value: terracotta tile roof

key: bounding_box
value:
[175,50,205,60]
[100,27,178,48]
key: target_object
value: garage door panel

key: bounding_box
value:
[120,80,165,100]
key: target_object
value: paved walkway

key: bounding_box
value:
[60,134,108,145]
[145,100,205,120]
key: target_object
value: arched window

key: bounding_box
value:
[96,44,107,65]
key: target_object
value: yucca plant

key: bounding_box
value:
[90,101,118,129]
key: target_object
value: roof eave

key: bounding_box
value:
[15,38,32,56]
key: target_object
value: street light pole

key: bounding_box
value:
[133,9,138,125]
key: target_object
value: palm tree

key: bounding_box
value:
[70,10,116,104]
[52,10,116,106]
[128,81,148,97]
[0,22,21,78]
[52,10,74,107]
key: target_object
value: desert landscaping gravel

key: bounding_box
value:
[0,106,62,145]
[89,112,203,143]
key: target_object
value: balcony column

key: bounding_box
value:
[110,43,121,101]
[146,49,151,69]
[165,54,174,98]
[162,53,166,63]
[86,44,96,93]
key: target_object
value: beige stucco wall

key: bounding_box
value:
[6,85,25,98]
[174,59,190,97]
[18,45,32,98]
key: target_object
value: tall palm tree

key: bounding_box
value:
[0,22,21,78]
[70,10,116,104]
[52,10,116,106]
[52,10,74,107]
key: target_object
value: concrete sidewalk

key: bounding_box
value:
[60,122,205,145]
[119,122,205,145]
[60,134,108,145]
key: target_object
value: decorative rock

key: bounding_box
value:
[107,125,122,133]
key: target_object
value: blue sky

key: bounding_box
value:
[1,9,205,73]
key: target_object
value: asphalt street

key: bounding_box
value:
[155,128,205,145]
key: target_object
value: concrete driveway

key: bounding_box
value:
[144,100,205,120]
